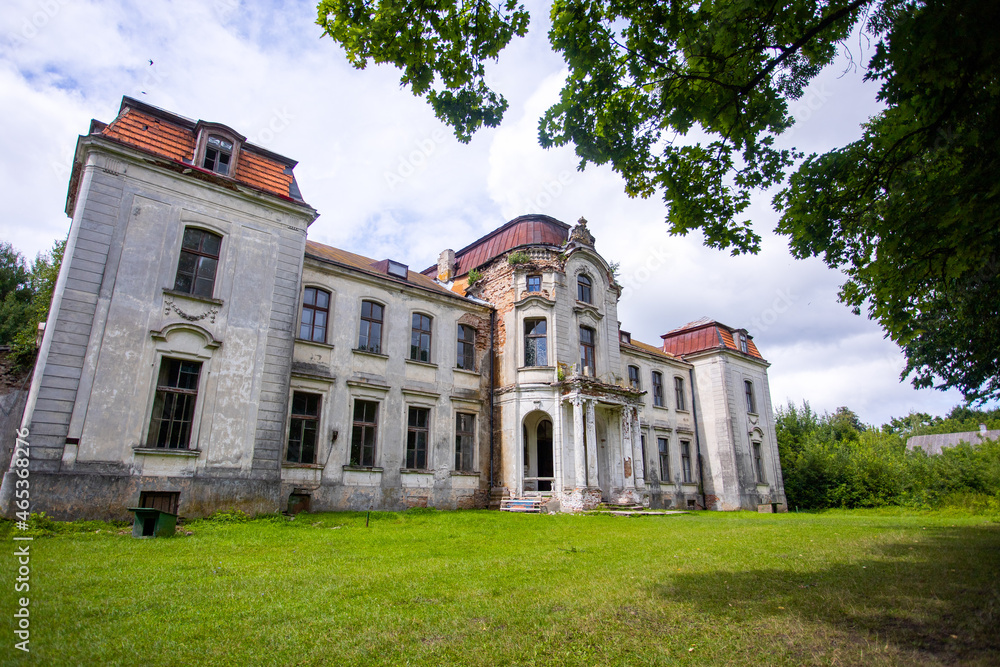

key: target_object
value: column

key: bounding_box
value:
[572,397,586,489]
[621,407,635,489]
[631,407,645,487]
[585,399,598,487]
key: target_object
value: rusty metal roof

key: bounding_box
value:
[422,214,570,277]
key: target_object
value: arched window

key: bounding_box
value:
[173,228,221,298]
[299,287,330,343]
[410,313,432,362]
[358,301,383,353]
[577,274,593,303]
[628,365,641,389]
[674,376,686,411]
[651,371,664,406]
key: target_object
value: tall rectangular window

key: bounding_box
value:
[147,358,201,449]
[652,372,664,407]
[455,412,475,472]
[753,442,765,482]
[524,319,547,366]
[406,407,429,468]
[577,274,592,303]
[410,313,432,362]
[744,380,757,413]
[299,287,330,343]
[674,376,686,411]
[349,399,378,466]
[628,365,640,390]
[658,437,670,481]
[358,301,383,354]
[579,326,595,375]
[681,440,692,483]
[457,324,475,370]
[526,275,541,292]
[286,392,320,464]
[173,228,221,298]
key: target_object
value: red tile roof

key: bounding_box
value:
[94,96,304,204]
[305,241,460,298]
[421,215,569,277]
[660,318,765,361]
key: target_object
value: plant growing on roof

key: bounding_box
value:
[467,268,483,285]
[507,251,530,266]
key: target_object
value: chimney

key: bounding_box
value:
[437,249,457,282]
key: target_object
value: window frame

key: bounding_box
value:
[524,318,548,367]
[173,227,222,298]
[286,391,321,464]
[299,287,331,343]
[410,312,433,362]
[455,412,476,472]
[202,134,234,175]
[680,440,692,483]
[147,357,202,450]
[579,325,596,375]
[526,274,542,293]
[744,379,757,414]
[651,371,664,407]
[657,437,670,481]
[357,300,384,354]
[349,399,379,467]
[674,376,686,411]
[753,442,765,483]
[627,365,641,390]
[456,324,476,370]
[577,273,593,303]
[405,406,430,469]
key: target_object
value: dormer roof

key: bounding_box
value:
[660,318,764,361]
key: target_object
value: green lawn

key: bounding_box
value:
[3,508,999,666]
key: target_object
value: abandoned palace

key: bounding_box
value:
[0,97,787,519]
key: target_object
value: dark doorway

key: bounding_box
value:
[536,420,553,491]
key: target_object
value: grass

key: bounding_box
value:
[2,508,999,666]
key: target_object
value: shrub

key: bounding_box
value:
[506,251,530,265]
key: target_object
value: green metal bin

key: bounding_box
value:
[127,507,178,538]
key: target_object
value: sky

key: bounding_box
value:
[0,0,980,426]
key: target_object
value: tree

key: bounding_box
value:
[0,241,33,344]
[7,239,65,369]
[316,0,1000,401]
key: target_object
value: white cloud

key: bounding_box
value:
[0,0,982,426]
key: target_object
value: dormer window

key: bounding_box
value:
[738,333,748,354]
[619,330,631,344]
[203,135,233,175]
[387,260,408,280]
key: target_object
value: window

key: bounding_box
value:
[349,399,378,466]
[526,274,541,292]
[202,135,233,175]
[745,380,757,413]
[628,365,640,390]
[147,358,201,449]
[753,442,765,482]
[457,324,475,370]
[387,260,408,279]
[173,228,221,298]
[739,333,749,354]
[299,287,330,343]
[577,274,592,303]
[658,437,670,481]
[406,407,429,469]
[410,313,432,362]
[681,440,692,483]
[652,372,664,407]
[455,413,475,472]
[286,392,321,464]
[674,376,686,411]
[358,301,383,353]
[579,326,595,375]
[524,319,547,366]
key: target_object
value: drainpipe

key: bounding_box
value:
[488,308,496,496]
[689,368,708,510]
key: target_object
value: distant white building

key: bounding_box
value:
[0,97,786,519]
[907,425,1000,456]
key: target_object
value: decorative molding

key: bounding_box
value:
[164,295,220,323]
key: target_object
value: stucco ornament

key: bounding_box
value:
[570,217,595,246]
[164,296,219,323]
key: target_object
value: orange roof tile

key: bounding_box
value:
[93,97,306,205]
[622,338,679,362]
